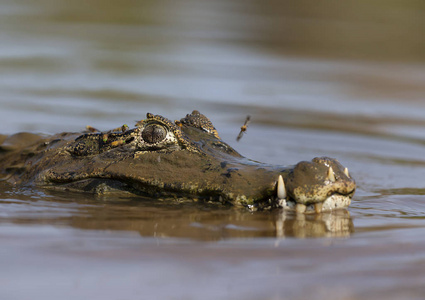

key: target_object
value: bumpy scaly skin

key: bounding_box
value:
[179,110,220,139]
[0,111,356,212]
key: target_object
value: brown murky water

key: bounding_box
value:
[1,0,425,299]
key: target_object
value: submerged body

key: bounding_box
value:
[0,111,355,213]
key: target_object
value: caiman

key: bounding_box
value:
[0,110,356,213]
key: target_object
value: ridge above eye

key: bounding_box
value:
[141,123,167,144]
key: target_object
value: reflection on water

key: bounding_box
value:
[0,186,353,240]
[275,210,353,238]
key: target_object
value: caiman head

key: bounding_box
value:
[29,110,355,213]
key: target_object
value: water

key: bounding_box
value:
[1,0,425,299]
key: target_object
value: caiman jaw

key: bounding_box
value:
[275,165,355,214]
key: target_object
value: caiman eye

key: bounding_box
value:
[142,123,167,144]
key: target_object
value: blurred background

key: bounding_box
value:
[0,0,424,133]
[1,0,425,164]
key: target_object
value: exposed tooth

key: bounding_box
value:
[277,175,287,199]
[295,203,307,213]
[314,203,323,213]
[327,167,336,182]
[344,167,350,178]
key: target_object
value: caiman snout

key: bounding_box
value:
[275,157,356,213]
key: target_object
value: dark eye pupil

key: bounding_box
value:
[142,124,166,144]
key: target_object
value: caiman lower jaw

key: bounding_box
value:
[276,194,352,214]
